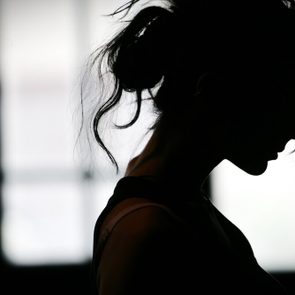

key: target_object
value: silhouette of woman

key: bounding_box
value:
[88,0,295,294]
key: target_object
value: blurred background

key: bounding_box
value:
[1,0,295,294]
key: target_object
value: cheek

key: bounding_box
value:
[225,135,271,175]
[231,109,284,150]
[224,121,279,175]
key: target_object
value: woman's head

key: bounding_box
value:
[84,0,295,174]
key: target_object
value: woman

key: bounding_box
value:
[88,0,295,294]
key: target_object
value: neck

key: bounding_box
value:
[125,123,223,197]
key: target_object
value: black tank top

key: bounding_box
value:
[92,176,289,294]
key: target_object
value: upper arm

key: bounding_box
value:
[96,206,190,295]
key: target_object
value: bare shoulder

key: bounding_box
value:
[97,198,188,294]
[100,197,185,238]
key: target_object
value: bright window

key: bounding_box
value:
[0,0,153,265]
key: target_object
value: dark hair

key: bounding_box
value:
[81,0,295,172]
[84,1,183,172]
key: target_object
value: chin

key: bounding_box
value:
[231,159,269,176]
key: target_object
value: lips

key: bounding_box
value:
[275,142,287,153]
[265,148,279,159]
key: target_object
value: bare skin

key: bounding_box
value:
[124,119,223,195]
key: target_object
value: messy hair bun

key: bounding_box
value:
[110,6,174,91]
[86,5,175,172]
